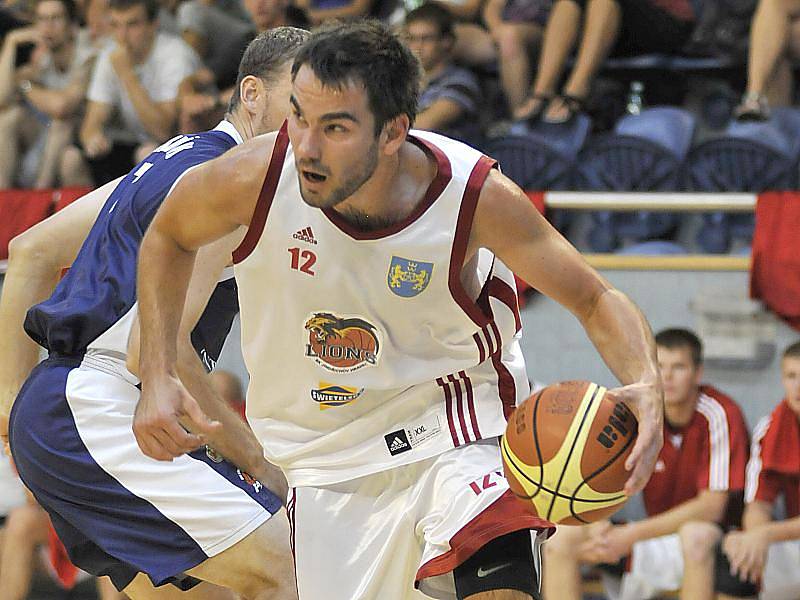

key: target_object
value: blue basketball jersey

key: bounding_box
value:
[25,123,242,363]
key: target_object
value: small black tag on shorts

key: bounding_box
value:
[385,429,412,456]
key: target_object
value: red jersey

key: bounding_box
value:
[643,385,749,525]
[746,400,800,518]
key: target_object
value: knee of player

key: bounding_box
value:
[544,525,586,560]
[678,521,722,562]
[5,504,45,538]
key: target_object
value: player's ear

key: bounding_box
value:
[381,114,409,156]
[240,75,261,114]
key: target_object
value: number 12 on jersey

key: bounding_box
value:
[288,247,316,276]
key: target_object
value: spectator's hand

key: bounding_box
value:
[7,26,40,46]
[84,132,111,158]
[724,528,770,583]
[133,374,221,461]
[181,92,217,118]
[110,45,134,75]
[581,522,637,564]
[608,381,663,496]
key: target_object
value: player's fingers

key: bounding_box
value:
[134,430,174,461]
[179,395,221,436]
[623,429,658,495]
[162,420,204,455]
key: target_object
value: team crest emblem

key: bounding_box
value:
[388,256,433,297]
[304,312,381,373]
[311,382,364,409]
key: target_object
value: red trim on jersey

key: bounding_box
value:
[449,156,497,327]
[488,277,522,333]
[460,370,482,440]
[320,134,452,240]
[232,122,290,263]
[475,284,517,419]
[438,377,461,446]
[414,490,553,584]
[473,332,486,363]
[448,374,471,444]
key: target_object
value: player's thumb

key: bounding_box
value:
[181,394,221,435]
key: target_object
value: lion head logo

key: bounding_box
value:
[304,312,380,373]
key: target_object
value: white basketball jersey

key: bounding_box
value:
[233,125,529,487]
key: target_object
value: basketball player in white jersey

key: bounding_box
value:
[135,20,664,600]
[0,28,310,600]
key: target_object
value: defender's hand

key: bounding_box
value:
[134,375,221,461]
[608,381,663,496]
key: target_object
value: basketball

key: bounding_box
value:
[501,381,638,525]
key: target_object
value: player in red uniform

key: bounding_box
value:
[544,328,749,600]
[681,341,800,600]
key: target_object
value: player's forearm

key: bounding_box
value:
[137,225,197,380]
[581,289,660,388]
[0,239,63,416]
[116,69,175,141]
[628,492,728,542]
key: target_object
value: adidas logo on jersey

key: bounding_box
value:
[384,429,412,456]
[293,227,317,244]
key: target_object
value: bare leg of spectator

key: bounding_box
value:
[0,105,22,189]
[34,119,74,189]
[514,0,581,120]
[542,525,587,600]
[59,145,94,187]
[544,0,621,122]
[0,503,49,600]
[453,23,497,67]
[495,22,544,112]
[678,521,723,600]
[738,0,800,116]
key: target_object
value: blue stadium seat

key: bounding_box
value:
[687,107,800,252]
[576,107,696,251]
[617,240,688,255]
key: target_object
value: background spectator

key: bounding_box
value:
[428,0,496,67]
[483,0,550,114]
[0,0,96,189]
[515,0,696,123]
[294,0,369,26]
[405,2,483,144]
[74,0,200,185]
[735,0,800,120]
[210,369,246,419]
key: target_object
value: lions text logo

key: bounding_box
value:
[388,256,433,297]
[311,382,364,409]
[304,312,381,373]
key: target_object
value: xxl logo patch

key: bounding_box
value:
[311,382,364,409]
[388,256,433,297]
[304,312,381,373]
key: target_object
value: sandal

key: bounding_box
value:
[543,94,586,124]
[513,93,553,123]
[734,93,770,122]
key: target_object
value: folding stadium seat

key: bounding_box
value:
[575,107,696,251]
[687,107,800,253]
[0,190,53,260]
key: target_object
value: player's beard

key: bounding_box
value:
[298,137,379,210]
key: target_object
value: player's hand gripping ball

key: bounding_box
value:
[501,381,638,524]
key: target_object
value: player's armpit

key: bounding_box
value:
[156,132,279,253]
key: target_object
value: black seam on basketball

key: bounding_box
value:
[501,437,537,499]
[531,389,545,496]
[568,416,638,522]
[546,385,602,521]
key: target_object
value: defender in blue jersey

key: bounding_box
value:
[0,28,309,599]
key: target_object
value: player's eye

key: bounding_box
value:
[326,124,347,134]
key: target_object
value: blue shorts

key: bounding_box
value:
[9,356,282,591]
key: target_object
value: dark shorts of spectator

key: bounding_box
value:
[78,141,139,186]
[570,0,694,55]
[501,0,552,27]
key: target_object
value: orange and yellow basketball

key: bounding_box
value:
[501,381,638,524]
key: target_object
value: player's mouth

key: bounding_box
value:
[302,170,327,184]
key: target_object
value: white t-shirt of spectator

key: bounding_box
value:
[37,28,100,90]
[87,32,200,143]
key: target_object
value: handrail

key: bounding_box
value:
[544,192,756,212]
[584,254,750,271]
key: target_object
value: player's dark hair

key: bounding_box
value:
[655,328,703,366]
[405,2,455,40]
[291,19,419,136]
[108,0,159,21]
[783,341,800,360]
[36,0,78,23]
[228,27,310,113]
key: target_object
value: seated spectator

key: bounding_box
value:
[405,2,483,144]
[735,0,800,120]
[543,328,749,600]
[0,0,96,189]
[176,0,306,132]
[681,341,800,599]
[515,0,695,123]
[483,0,550,114]
[430,0,496,67]
[294,0,369,26]
[73,0,200,185]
